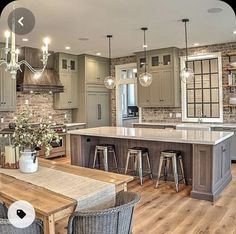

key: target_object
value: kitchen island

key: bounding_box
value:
[70,127,234,201]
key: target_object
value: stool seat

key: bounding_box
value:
[129,147,149,153]
[161,150,181,155]
[97,144,115,150]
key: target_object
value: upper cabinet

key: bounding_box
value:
[85,55,109,85]
[0,51,16,111]
[136,47,180,107]
[54,53,78,109]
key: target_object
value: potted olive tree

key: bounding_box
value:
[12,109,60,173]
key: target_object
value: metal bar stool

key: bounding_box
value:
[93,144,119,173]
[125,147,153,185]
[155,150,186,192]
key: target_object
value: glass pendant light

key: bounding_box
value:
[180,19,194,83]
[139,27,152,87]
[104,35,116,89]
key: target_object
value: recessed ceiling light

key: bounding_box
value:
[22,38,29,42]
[65,46,71,50]
[79,37,89,41]
[96,52,101,56]
[207,8,223,13]
[193,43,199,46]
[233,31,236,34]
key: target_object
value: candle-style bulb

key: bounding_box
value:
[43,37,50,45]
[41,46,46,53]
[4,31,10,38]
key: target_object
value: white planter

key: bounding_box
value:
[19,150,38,173]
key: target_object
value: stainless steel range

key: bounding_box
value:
[37,123,66,158]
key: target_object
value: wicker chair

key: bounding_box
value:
[0,202,44,234]
[67,191,140,234]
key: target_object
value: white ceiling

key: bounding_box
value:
[0,0,235,58]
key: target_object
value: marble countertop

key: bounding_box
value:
[133,122,236,129]
[69,126,234,145]
[65,123,86,127]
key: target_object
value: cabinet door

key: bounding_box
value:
[0,66,16,111]
[86,58,98,84]
[97,93,110,126]
[54,73,71,109]
[86,93,99,127]
[160,69,174,106]
[137,83,150,107]
[70,72,78,108]
[150,53,172,70]
[96,60,108,84]
[149,70,161,106]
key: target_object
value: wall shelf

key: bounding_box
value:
[223,66,236,71]
[222,52,236,57]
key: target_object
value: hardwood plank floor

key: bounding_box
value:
[52,157,236,234]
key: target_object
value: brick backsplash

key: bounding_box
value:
[0,92,72,127]
[111,41,236,125]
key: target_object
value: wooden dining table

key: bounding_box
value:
[0,158,133,234]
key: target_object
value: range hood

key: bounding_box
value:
[16,47,64,93]
[17,66,64,93]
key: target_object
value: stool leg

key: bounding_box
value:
[146,152,153,180]
[125,152,131,174]
[164,159,168,182]
[155,155,164,188]
[166,158,170,180]
[172,155,179,192]
[138,151,143,186]
[179,156,186,185]
[134,155,138,176]
[103,148,108,172]
[93,147,98,169]
[112,150,119,173]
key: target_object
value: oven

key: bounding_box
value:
[37,124,67,158]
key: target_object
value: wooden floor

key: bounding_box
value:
[52,157,236,234]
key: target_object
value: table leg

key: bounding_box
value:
[43,215,55,234]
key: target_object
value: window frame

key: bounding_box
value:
[181,52,223,123]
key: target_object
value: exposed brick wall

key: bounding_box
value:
[0,92,72,127]
[111,41,236,125]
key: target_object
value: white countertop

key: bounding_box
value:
[69,126,234,145]
[133,122,236,129]
[65,123,86,127]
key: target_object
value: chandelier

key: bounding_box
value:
[0,10,50,79]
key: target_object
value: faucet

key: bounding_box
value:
[197,109,203,124]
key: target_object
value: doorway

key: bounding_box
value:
[115,63,139,127]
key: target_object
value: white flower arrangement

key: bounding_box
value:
[12,108,61,156]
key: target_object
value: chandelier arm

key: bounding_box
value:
[0,60,7,66]
[18,60,47,74]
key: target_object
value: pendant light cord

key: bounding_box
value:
[144,29,147,73]
[184,21,188,62]
[107,35,112,77]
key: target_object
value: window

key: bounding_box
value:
[181,53,223,123]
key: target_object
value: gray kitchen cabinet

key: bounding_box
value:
[0,60,16,111]
[86,92,110,127]
[85,56,109,85]
[136,47,180,107]
[72,55,110,127]
[54,53,78,109]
